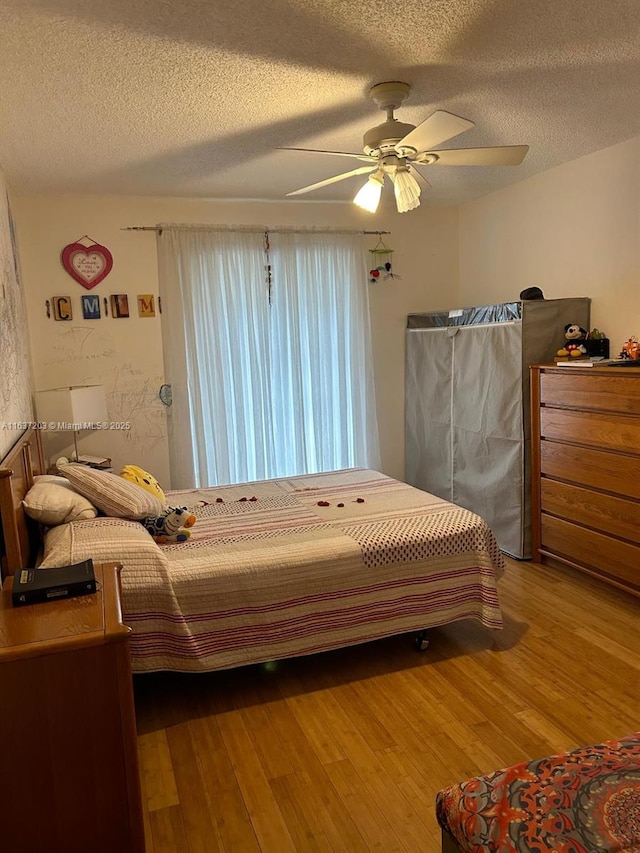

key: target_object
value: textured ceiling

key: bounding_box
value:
[2,0,640,205]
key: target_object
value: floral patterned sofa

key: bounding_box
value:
[436,733,640,852]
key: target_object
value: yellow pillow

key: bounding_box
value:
[119,465,166,504]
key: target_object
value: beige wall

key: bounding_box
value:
[0,173,34,458]
[11,195,458,484]
[458,136,640,351]
[11,133,640,484]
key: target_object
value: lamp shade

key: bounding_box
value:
[391,166,421,213]
[35,385,108,429]
[353,172,384,213]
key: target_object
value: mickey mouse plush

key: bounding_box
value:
[557,324,588,358]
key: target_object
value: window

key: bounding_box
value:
[157,227,380,488]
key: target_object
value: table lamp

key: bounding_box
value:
[34,385,108,462]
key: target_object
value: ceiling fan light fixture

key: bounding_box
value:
[353,171,384,213]
[391,165,421,213]
[281,81,528,206]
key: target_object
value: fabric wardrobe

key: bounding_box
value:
[405,297,590,558]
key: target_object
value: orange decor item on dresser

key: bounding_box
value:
[531,364,640,596]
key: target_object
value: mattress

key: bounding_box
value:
[42,468,505,673]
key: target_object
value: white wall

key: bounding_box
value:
[458,136,640,351]
[11,195,459,484]
[0,173,34,458]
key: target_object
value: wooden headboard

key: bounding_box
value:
[0,428,45,579]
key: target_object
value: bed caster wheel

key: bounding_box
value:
[414,631,429,651]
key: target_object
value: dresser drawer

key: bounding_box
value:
[540,408,640,454]
[541,515,640,590]
[540,372,640,414]
[541,441,640,500]
[541,479,640,544]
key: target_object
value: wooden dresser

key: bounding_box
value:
[531,364,640,595]
[0,562,145,853]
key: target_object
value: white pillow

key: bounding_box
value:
[40,517,169,577]
[36,474,75,485]
[23,476,98,525]
[59,463,164,520]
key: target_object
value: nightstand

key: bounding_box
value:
[0,562,145,853]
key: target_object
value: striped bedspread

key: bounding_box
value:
[43,469,505,673]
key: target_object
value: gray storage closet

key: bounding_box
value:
[405,298,590,558]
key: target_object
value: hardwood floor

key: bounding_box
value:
[134,557,640,852]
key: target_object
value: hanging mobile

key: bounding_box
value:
[368,236,400,283]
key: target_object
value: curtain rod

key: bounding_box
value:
[121,225,390,235]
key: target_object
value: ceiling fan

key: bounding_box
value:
[281,82,529,213]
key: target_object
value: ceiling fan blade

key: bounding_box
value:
[421,145,530,166]
[278,147,376,164]
[286,165,376,196]
[408,165,432,191]
[396,110,474,155]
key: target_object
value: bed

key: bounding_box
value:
[1,428,505,673]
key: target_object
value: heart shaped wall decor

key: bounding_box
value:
[61,240,113,289]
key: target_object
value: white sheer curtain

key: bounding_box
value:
[269,232,380,476]
[158,227,380,488]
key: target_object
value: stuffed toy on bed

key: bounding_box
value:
[120,464,167,504]
[142,506,196,543]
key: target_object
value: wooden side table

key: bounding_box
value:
[0,562,145,853]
